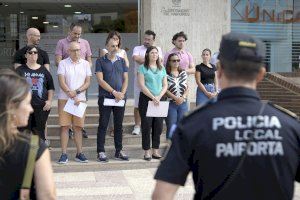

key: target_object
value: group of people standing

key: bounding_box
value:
[11,23,219,164]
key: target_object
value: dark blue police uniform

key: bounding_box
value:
[155,87,300,200]
[154,32,300,200]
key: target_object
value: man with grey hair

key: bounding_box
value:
[13,28,50,70]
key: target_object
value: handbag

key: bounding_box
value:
[19,135,39,200]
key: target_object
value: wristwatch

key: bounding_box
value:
[76,89,81,94]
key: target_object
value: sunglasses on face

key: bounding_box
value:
[110,45,118,48]
[170,59,180,63]
[27,51,38,55]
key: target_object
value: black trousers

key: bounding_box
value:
[97,97,125,153]
[27,106,50,140]
[138,92,163,150]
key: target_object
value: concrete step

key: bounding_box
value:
[47,122,167,136]
[49,143,168,162]
[52,159,161,172]
[47,113,134,125]
[47,134,167,148]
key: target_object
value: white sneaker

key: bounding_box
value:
[132,125,141,135]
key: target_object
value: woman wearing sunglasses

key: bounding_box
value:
[165,53,188,139]
[195,48,218,106]
[16,45,55,144]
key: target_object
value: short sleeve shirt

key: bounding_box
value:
[55,37,92,60]
[164,48,194,70]
[155,87,300,200]
[132,45,163,75]
[195,63,217,84]
[13,46,50,66]
[57,57,92,101]
[95,55,128,98]
[16,65,55,107]
[138,65,166,96]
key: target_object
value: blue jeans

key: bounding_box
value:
[166,101,188,139]
[196,83,215,106]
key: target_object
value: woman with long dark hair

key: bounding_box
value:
[138,46,168,161]
[0,69,56,199]
[165,53,188,139]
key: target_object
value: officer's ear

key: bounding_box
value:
[255,65,266,84]
[216,61,223,80]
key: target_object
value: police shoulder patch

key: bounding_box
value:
[268,102,299,120]
[183,97,217,118]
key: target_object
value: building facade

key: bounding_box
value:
[0,0,298,98]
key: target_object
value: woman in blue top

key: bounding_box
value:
[138,46,167,161]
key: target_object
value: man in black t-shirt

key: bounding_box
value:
[152,33,300,200]
[13,28,50,70]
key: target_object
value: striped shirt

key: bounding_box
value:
[167,71,187,101]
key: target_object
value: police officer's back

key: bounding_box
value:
[152,32,300,200]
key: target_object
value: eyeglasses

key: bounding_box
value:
[170,59,180,63]
[70,49,81,52]
[27,51,38,55]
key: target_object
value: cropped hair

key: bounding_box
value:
[219,58,264,82]
[145,30,156,40]
[172,31,188,42]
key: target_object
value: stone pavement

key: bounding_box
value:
[54,168,194,200]
[54,169,300,200]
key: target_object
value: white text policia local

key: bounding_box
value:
[212,116,284,158]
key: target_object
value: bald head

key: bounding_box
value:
[68,41,81,62]
[26,28,40,45]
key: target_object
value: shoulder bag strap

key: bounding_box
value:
[20,135,39,195]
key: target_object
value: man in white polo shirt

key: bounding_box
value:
[132,30,163,135]
[57,41,92,164]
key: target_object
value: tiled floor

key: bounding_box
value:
[54,168,300,200]
[54,168,194,200]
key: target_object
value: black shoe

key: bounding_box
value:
[152,154,162,159]
[68,128,74,139]
[115,151,129,161]
[144,155,151,161]
[82,128,88,138]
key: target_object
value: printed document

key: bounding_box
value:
[63,98,87,118]
[103,98,125,107]
[146,101,169,117]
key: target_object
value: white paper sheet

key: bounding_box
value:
[103,98,125,107]
[146,101,169,117]
[63,98,87,118]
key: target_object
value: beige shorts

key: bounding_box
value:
[58,99,86,128]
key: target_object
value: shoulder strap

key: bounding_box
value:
[21,135,39,189]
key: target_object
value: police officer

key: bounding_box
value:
[152,32,300,200]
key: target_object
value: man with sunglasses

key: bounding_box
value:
[95,38,129,162]
[14,28,50,71]
[153,32,300,200]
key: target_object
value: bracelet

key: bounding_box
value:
[111,90,116,94]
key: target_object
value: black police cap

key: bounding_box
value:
[218,32,265,63]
